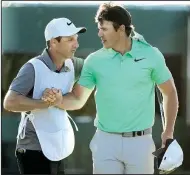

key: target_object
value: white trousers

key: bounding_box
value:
[90,129,156,174]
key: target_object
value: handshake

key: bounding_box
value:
[41,88,63,107]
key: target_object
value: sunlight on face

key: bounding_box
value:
[55,34,79,58]
[98,20,120,49]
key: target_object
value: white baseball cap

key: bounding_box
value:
[153,139,183,173]
[44,17,87,41]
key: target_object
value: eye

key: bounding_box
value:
[102,28,107,31]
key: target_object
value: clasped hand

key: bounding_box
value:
[41,88,62,106]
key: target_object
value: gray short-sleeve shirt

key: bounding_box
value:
[10,49,84,150]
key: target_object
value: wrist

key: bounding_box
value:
[55,100,62,107]
[39,100,51,108]
[164,127,174,134]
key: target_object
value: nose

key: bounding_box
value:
[98,29,103,38]
[74,40,79,49]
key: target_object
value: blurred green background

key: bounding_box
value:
[2,2,190,174]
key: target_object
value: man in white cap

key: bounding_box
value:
[3,17,86,174]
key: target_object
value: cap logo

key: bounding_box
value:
[67,22,72,26]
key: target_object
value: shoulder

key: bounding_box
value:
[132,32,165,64]
[135,39,164,59]
[151,47,164,58]
[19,54,44,74]
[145,47,166,68]
[19,60,35,74]
[147,47,165,63]
[27,55,43,65]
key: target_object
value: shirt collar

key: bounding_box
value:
[107,38,137,58]
[41,49,68,72]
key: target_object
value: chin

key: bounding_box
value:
[103,42,112,48]
[68,53,74,58]
[103,45,111,49]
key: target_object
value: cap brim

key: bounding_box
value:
[76,27,87,34]
[152,148,166,157]
[64,27,86,37]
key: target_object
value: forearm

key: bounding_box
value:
[4,94,49,112]
[163,90,179,132]
[56,92,84,110]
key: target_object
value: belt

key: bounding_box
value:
[16,148,42,154]
[16,148,26,153]
[110,128,152,137]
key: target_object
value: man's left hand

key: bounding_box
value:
[41,88,62,106]
[51,88,63,106]
[161,130,174,147]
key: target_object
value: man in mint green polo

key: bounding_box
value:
[41,2,179,174]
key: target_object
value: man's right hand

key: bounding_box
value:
[41,88,62,106]
[41,88,56,104]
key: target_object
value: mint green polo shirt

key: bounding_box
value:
[78,38,172,132]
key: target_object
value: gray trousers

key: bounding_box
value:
[89,129,156,174]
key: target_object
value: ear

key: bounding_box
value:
[50,38,57,48]
[119,24,125,33]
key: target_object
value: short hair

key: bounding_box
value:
[95,2,134,37]
[46,36,62,49]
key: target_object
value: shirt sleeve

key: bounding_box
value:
[9,62,35,96]
[77,54,96,89]
[151,48,172,85]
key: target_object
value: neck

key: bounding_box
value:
[48,49,67,70]
[112,37,132,55]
